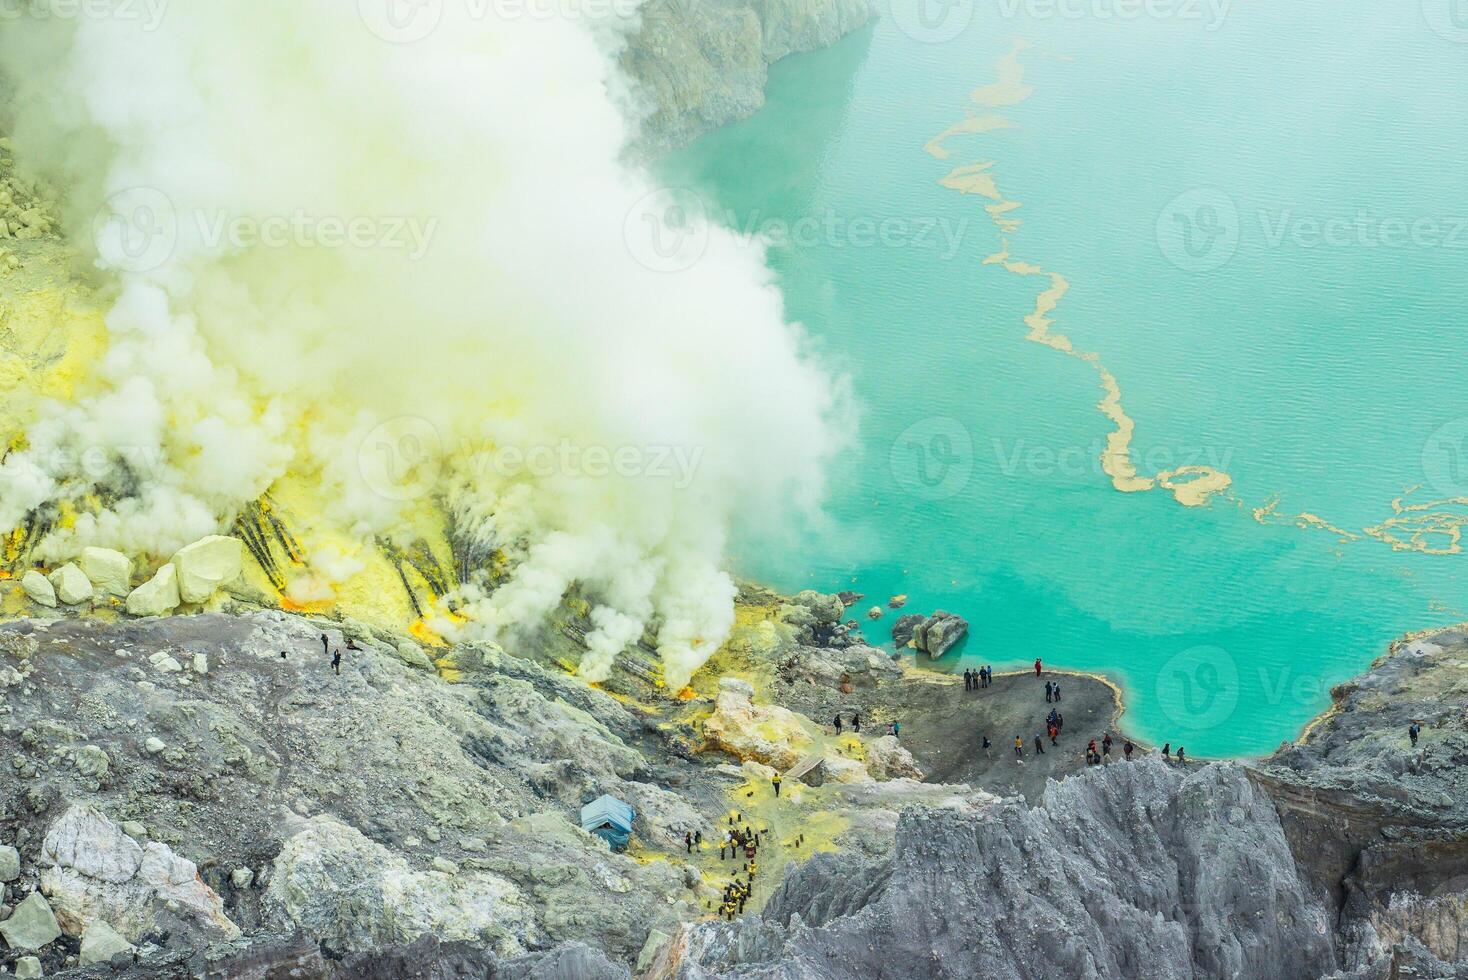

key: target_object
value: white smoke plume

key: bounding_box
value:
[0,1,844,689]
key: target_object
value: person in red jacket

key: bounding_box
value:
[1034,657,1043,677]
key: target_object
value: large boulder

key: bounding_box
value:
[891,613,925,649]
[912,611,969,660]
[265,814,534,956]
[79,919,135,965]
[20,569,56,608]
[125,564,180,617]
[48,563,93,605]
[80,547,133,597]
[701,678,814,771]
[864,735,924,781]
[170,535,243,603]
[38,804,239,942]
[0,892,61,950]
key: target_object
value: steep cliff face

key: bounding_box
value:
[1254,626,1468,975]
[650,760,1339,980]
[620,0,874,154]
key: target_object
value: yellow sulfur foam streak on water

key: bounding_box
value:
[931,41,1233,508]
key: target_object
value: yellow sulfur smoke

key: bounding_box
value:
[0,3,844,690]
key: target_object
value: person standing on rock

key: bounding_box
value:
[320,633,329,657]
[771,773,782,798]
[1123,740,1134,761]
[1102,734,1113,759]
[1014,735,1023,757]
[1035,658,1043,677]
[982,735,992,757]
[1161,742,1171,759]
[685,832,693,854]
[852,713,861,733]
[1176,746,1186,764]
[833,714,843,734]
[1409,722,1421,747]
[331,649,342,675]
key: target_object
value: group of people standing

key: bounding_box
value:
[716,813,761,920]
[963,666,993,689]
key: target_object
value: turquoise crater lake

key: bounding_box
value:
[663,0,1468,757]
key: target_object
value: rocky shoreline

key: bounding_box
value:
[0,587,1463,979]
[620,0,874,154]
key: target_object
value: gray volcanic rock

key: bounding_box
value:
[1252,626,1468,973]
[620,0,873,153]
[911,610,967,659]
[889,614,923,649]
[2,602,1466,979]
[650,758,1337,979]
[0,613,701,968]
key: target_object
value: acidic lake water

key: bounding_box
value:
[661,0,1468,757]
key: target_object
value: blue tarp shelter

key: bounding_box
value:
[580,794,636,852]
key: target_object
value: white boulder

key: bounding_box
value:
[48,563,93,605]
[80,547,133,597]
[126,565,180,618]
[170,535,243,603]
[38,805,239,941]
[864,735,925,780]
[265,814,532,955]
[20,569,56,608]
[148,652,182,673]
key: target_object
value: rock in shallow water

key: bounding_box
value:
[891,613,925,648]
[912,610,968,659]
